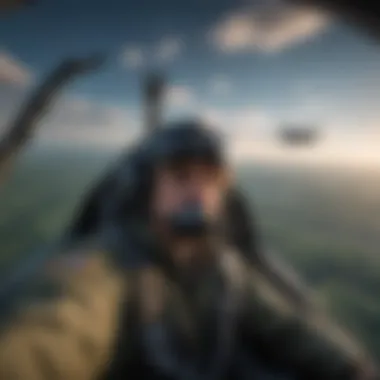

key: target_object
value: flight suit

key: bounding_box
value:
[67,141,312,314]
[0,238,377,380]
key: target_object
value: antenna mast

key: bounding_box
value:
[143,71,166,133]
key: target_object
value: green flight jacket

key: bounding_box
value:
[0,243,376,380]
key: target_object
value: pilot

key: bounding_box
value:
[68,119,311,311]
[0,119,377,380]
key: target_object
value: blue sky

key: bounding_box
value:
[1,0,380,162]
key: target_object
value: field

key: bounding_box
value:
[1,145,380,358]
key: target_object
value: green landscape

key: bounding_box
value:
[1,144,380,359]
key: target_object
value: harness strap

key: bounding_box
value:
[207,248,245,380]
[134,247,246,380]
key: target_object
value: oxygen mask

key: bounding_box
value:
[168,201,215,239]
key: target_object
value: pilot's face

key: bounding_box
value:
[150,159,229,232]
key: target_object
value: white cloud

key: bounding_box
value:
[1,92,140,146]
[201,107,380,166]
[0,51,32,86]
[210,1,330,54]
[229,108,274,136]
[197,106,276,161]
[201,106,380,166]
[155,37,183,63]
[200,107,226,126]
[121,46,145,69]
[35,96,140,145]
[0,52,141,146]
[200,106,274,135]
[166,85,195,108]
[198,106,281,161]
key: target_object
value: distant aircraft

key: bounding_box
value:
[0,0,36,13]
[278,125,320,146]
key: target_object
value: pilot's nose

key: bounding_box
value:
[183,196,209,216]
[185,183,204,204]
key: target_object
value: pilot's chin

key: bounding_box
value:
[169,232,216,268]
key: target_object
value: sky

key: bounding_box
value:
[1,0,380,164]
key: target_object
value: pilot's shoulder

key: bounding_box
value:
[44,247,116,281]
[0,247,130,380]
[1,247,125,317]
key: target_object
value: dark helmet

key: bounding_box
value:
[140,119,227,237]
[143,119,226,168]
